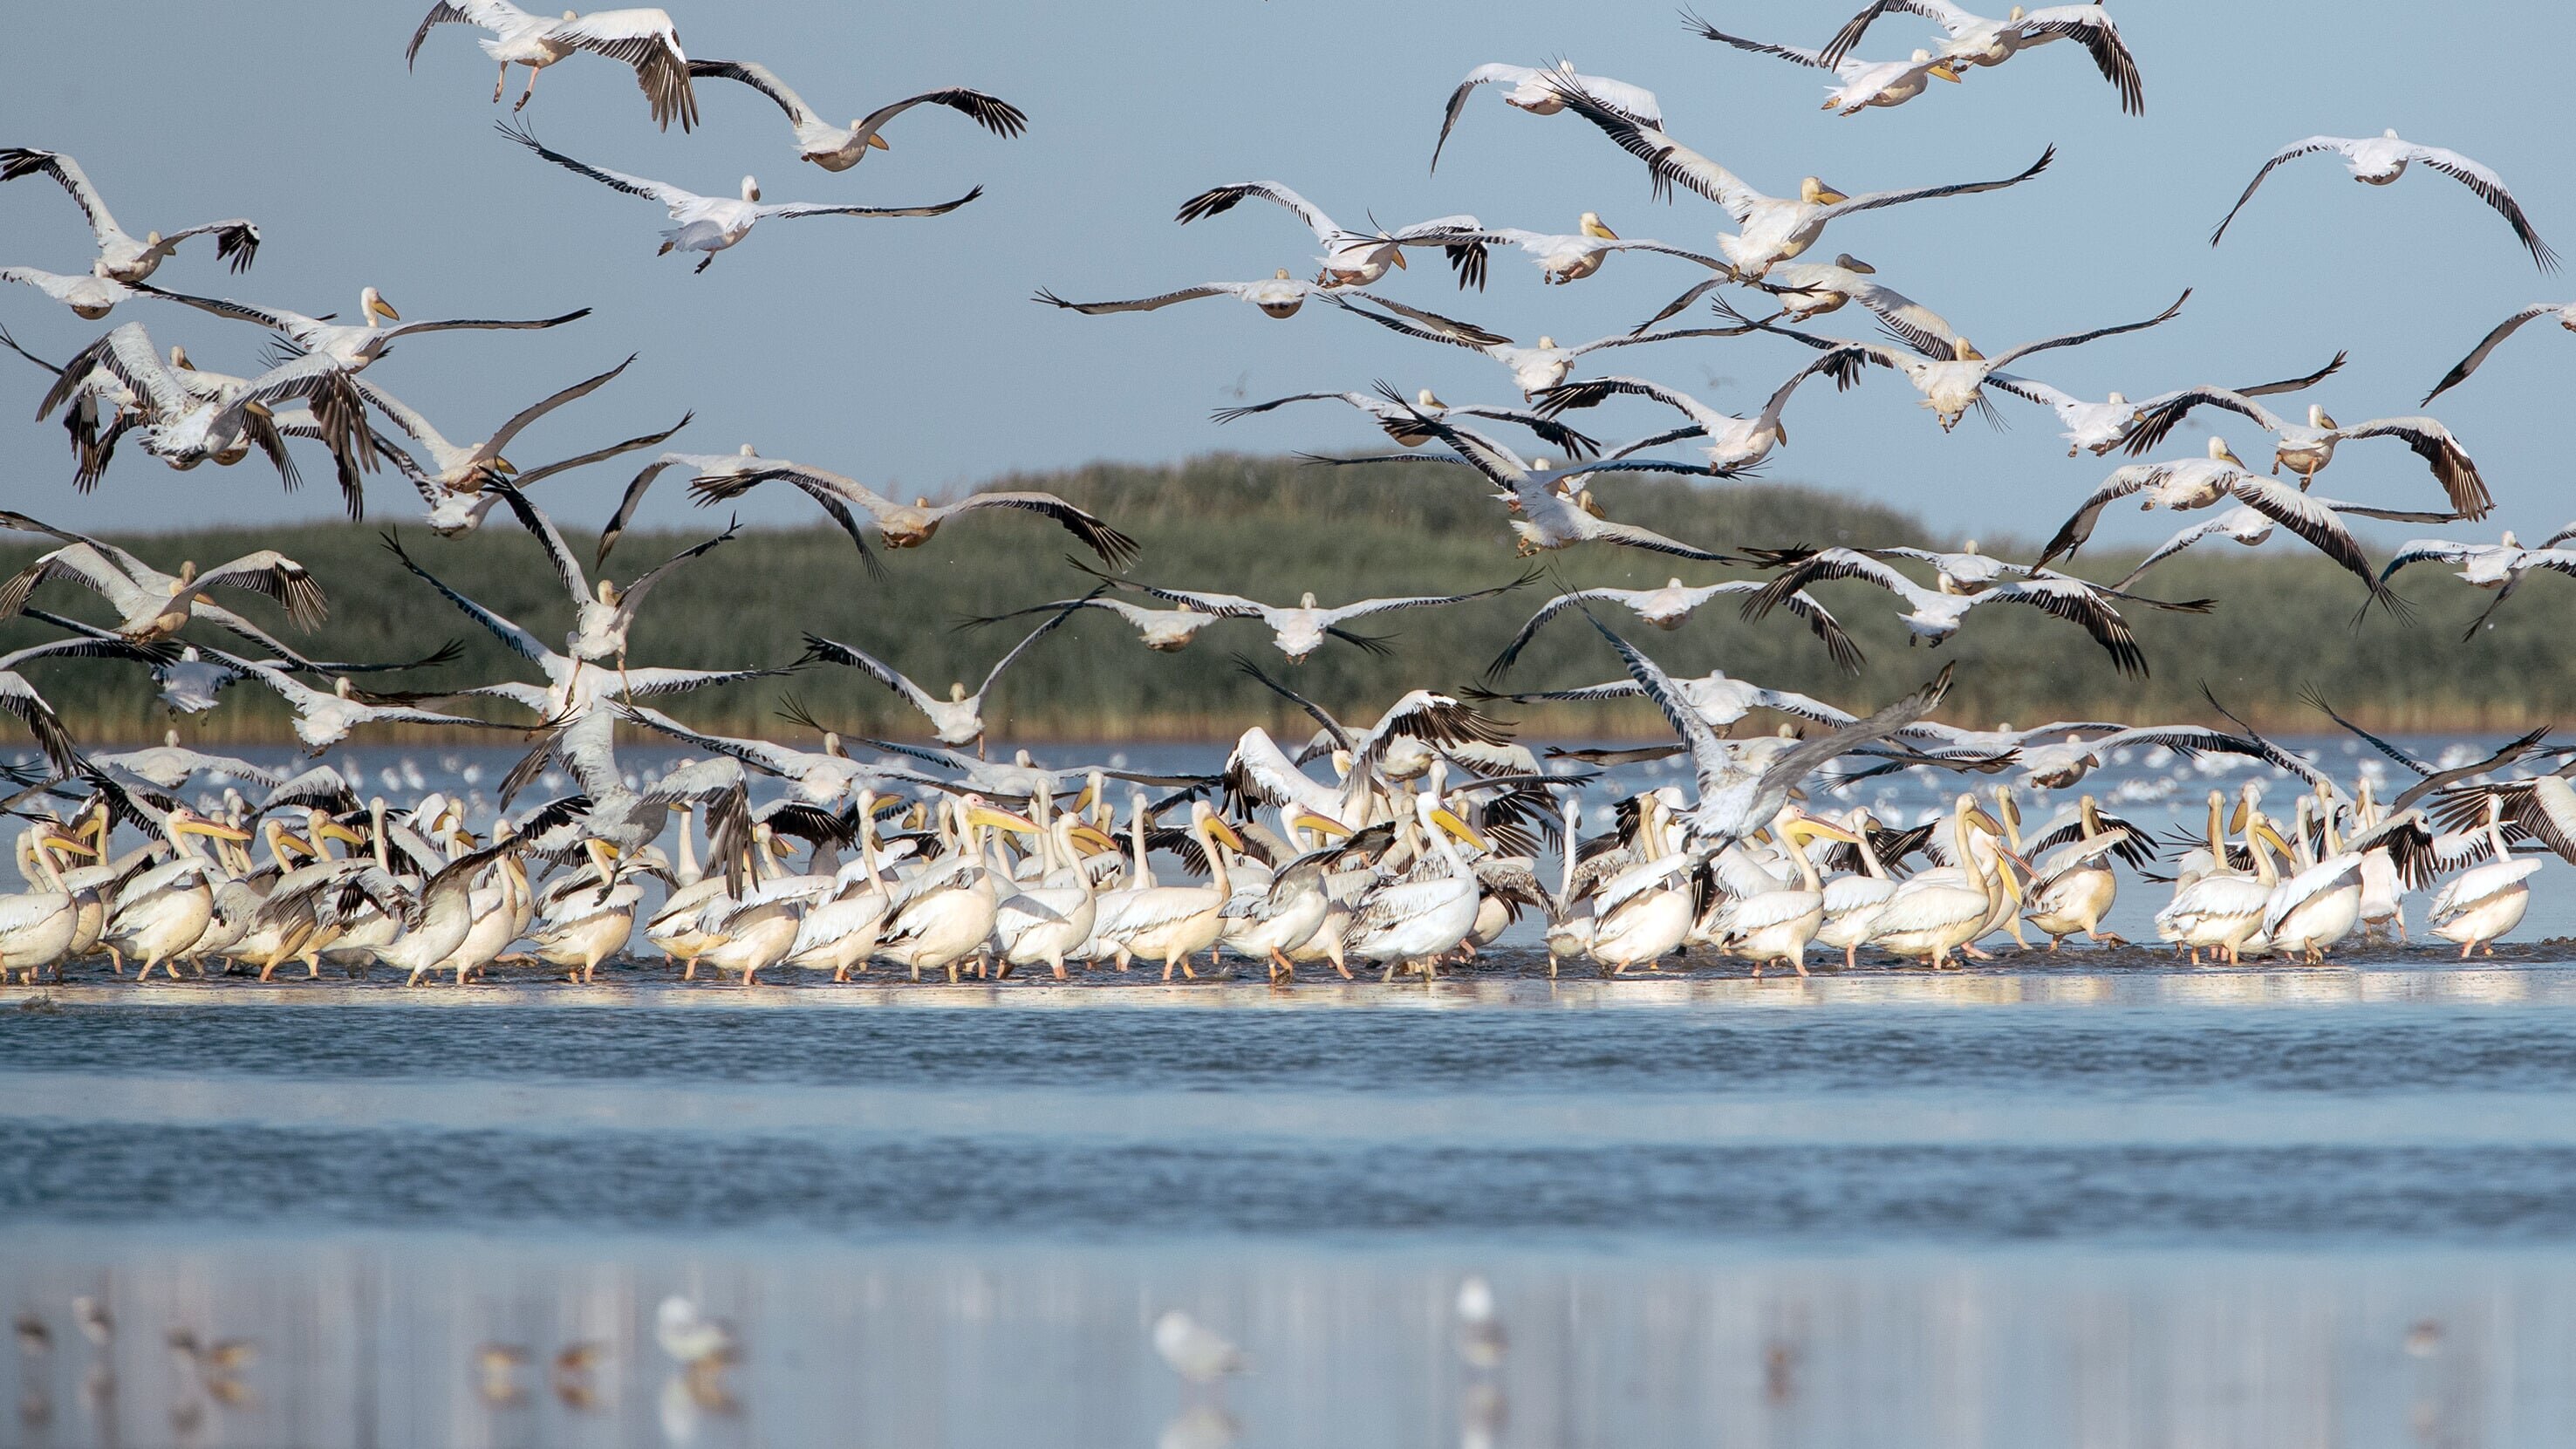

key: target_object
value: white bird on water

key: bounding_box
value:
[1152,1310,1246,1384]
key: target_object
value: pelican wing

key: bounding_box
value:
[686,57,818,126]
[1034,283,1263,316]
[2115,509,2267,591]
[404,0,529,65]
[613,521,736,630]
[1313,569,1537,627]
[44,322,188,417]
[381,307,591,342]
[758,187,984,221]
[195,552,328,632]
[1817,147,2055,222]
[379,529,553,665]
[126,282,317,336]
[2405,145,2557,270]
[2209,137,2347,246]
[1970,578,2149,677]
[2342,417,2491,520]
[616,665,776,699]
[1682,11,1832,68]
[2019,5,2144,114]
[1174,181,1336,240]
[1817,0,1983,66]
[495,119,696,207]
[149,219,262,273]
[2376,537,2478,581]
[2121,386,2286,455]
[552,8,697,132]
[1988,289,2190,370]
[935,492,1138,570]
[485,482,590,605]
[2424,304,2567,404]
[509,408,690,495]
[797,634,940,714]
[0,670,77,776]
[1486,590,1634,678]
[1541,77,1760,215]
[0,541,150,622]
[855,87,1028,143]
[0,147,121,244]
[1742,548,1925,622]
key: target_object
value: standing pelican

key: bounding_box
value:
[2428,796,2542,957]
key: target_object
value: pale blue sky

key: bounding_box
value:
[2,1,2568,546]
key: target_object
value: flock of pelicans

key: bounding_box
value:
[2,2,2575,990]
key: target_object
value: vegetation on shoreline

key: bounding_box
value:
[0,453,2554,749]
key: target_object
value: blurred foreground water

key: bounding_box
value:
[14,966,2576,1446]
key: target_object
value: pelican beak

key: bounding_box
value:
[241,400,274,420]
[1790,815,1862,846]
[1069,824,1118,854]
[1069,783,1097,814]
[38,830,98,858]
[867,133,892,151]
[2258,824,2297,857]
[1965,805,2005,837]
[2228,798,2251,834]
[1431,806,1491,854]
[1771,420,1788,446]
[1205,816,1247,852]
[1389,249,1409,270]
[966,803,1039,835]
[1930,63,1962,81]
[1290,810,1352,838]
[321,820,370,847]
[279,833,318,859]
[492,457,520,476]
[371,294,401,322]
[178,817,254,843]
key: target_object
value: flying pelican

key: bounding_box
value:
[0,267,136,320]
[1530,348,1869,474]
[961,591,1377,657]
[1431,62,1662,173]
[1368,406,1738,561]
[1173,181,1486,288]
[407,2,696,127]
[2382,529,2576,639]
[0,635,183,774]
[2422,303,2576,403]
[36,323,373,505]
[1484,580,1862,677]
[1077,562,1536,663]
[671,452,1140,569]
[1329,291,1752,397]
[228,660,535,755]
[797,596,1090,751]
[1035,270,1423,324]
[497,120,981,271]
[139,280,588,375]
[0,147,261,282]
[353,352,660,500]
[484,481,735,675]
[1736,289,2190,431]
[2038,443,2445,616]
[1744,548,2201,675]
[2211,132,2555,270]
[687,58,1026,170]
[1477,664,1859,735]
[2122,387,2490,518]
[1214,383,1603,461]
[1997,351,2348,457]
[1585,613,1953,852]
[1541,74,2053,278]
[1454,216,1734,286]
[0,510,327,639]
[1630,253,1967,359]
[1682,17,1964,114]
[1814,1,2144,113]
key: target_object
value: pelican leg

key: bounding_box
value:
[1844,945,1858,972]
[2461,940,2477,959]
[1960,943,1995,960]
[106,947,124,975]
[1794,957,1809,979]
[1268,948,1294,985]
[514,64,540,112]
[2090,929,2127,947]
[495,62,509,103]
[1051,957,1068,981]
[694,252,715,275]
[946,959,961,984]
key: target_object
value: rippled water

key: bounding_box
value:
[12,967,2576,1446]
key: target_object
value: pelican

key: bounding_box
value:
[103,807,252,981]
[407,2,695,128]
[1739,289,2189,432]
[352,352,670,502]
[487,482,734,674]
[621,705,935,808]
[2428,796,2542,957]
[1036,271,1370,322]
[666,451,1139,569]
[1684,19,1964,114]
[529,847,656,981]
[229,660,530,755]
[1378,413,1736,562]
[0,510,325,640]
[2211,132,2555,270]
[375,840,527,988]
[1744,548,2199,674]
[1329,291,1751,397]
[1220,815,1381,981]
[35,323,374,503]
[995,813,1117,980]
[1716,812,1865,976]
[140,281,588,376]
[1584,793,1695,974]
[0,827,94,984]
[2000,351,2348,456]
[1457,217,1732,286]
[1213,384,1603,461]
[2424,303,2576,402]
[781,824,904,983]
[2039,437,2448,614]
[1486,580,1862,678]
[1081,563,1534,663]
[2262,792,2363,965]
[2383,530,2576,639]
[1864,794,2017,967]
[687,58,1026,170]
[92,730,284,790]
[1346,794,1491,975]
[2122,386,2492,520]
[1431,61,1662,172]
[2155,806,2286,966]
[1,267,136,320]
[1531,348,1868,474]
[876,797,1038,981]
[797,595,1089,751]
[498,120,981,271]
[1174,180,1486,288]
[1814,1,2144,113]
[1480,663,1859,738]
[1541,74,2053,278]
[0,635,209,776]
[1091,801,1245,981]
[0,147,261,283]
[1814,810,1900,968]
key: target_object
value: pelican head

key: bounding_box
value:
[2310,405,2338,430]
[1299,591,1318,609]
[1833,252,1875,274]
[333,676,357,699]
[2502,530,2521,549]
[948,681,967,701]
[1951,338,1985,361]
[2206,435,2243,467]
[170,560,198,591]
[562,9,577,17]
[1922,50,1964,81]
[1535,335,1556,351]
[1962,538,1980,555]
[858,124,892,151]
[1532,457,1554,472]
[1416,387,1444,410]
[737,443,759,456]
[595,578,622,605]
[2007,4,2026,18]
[1800,176,1848,205]
[362,286,399,323]
[1578,211,1617,240]
[741,176,762,202]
